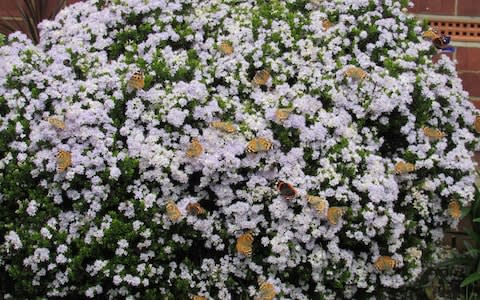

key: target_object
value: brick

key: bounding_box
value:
[459,72,480,98]
[0,0,81,36]
[472,99,480,109]
[457,48,480,71]
[457,215,473,232]
[455,235,475,252]
[0,1,80,17]
[457,0,480,17]
[0,2,20,17]
[409,0,455,15]
[474,152,480,168]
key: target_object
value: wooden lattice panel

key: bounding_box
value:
[429,19,480,42]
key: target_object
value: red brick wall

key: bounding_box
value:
[410,0,480,16]
[0,0,81,16]
[0,0,82,36]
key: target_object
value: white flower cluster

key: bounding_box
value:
[0,0,478,299]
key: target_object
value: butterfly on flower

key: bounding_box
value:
[475,115,480,133]
[210,121,237,133]
[186,138,204,158]
[345,67,368,81]
[422,28,439,40]
[56,150,72,172]
[47,116,66,129]
[322,19,333,31]
[423,28,455,52]
[246,137,273,153]
[253,69,271,86]
[374,256,396,272]
[166,200,181,222]
[307,195,329,215]
[191,296,207,300]
[276,180,297,200]
[275,108,294,122]
[326,207,347,225]
[236,231,254,257]
[423,127,446,140]
[433,35,454,52]
[394,161,415,174]
[219,41,234,55]
[127,71,145,90]
[255,281,276,300]
[448,200,462,219]
[186,202,206,215]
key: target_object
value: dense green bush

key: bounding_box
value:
[0,0,479,299]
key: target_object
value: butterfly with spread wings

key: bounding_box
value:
[255,281,276,300]
[57,150,72,172]
[128,71,145,90]
[186,138,204,158]
[423,28,455,53]
[47,116,66,129]
[246,137,273,153]
[253,69,271,86]
[219,41,234,55]
[166,200,181,222]
[236,231,254,257]
[423,127,446,140]
[448,200,461,219]
[374,256,396,272]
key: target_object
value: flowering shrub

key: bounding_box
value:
[0,0,479,299]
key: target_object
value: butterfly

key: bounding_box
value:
[422,28,439,40]
[276,181,297,200]
[253,69,271,86]
[345,67,367,81]
[166,200,181,222]
[394,161,415,174]
[192,296,206,300]
[236,231,254,256]
[255,281,276,300]
[56,150,72,172]
[246,137,273,153]
[423,127,446,140]
[432,34,454,52]
[475,115,480,133]
[423,28,455,52]
[219,41,234,55]
[275,108,294,122]
[47,116,66,129]
[448,200,462,219]
[186,202,206,215]
[186,138,204,158]
[322,20,332,31]
[374,256,396,272]
[210,121,237,133]
[128,71,145,90]
[307,195,329,215]
[326,207,347,225]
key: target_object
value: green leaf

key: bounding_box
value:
[424,286,435,300]
[462,206,472,218]
[461,272,480,287]
[465,228,480,244]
